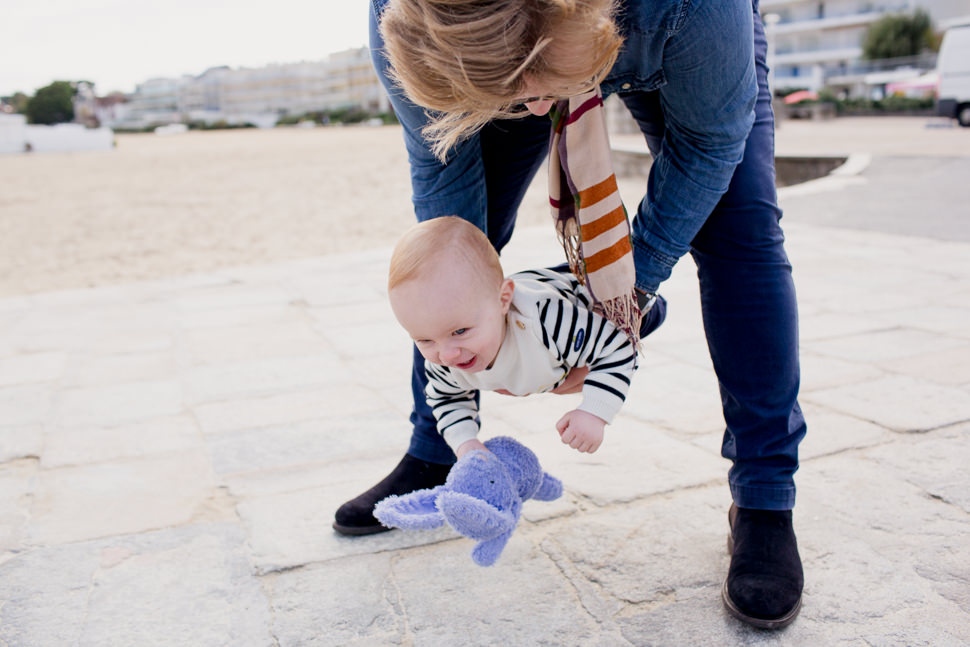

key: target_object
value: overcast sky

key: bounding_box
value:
[1,0,370,96]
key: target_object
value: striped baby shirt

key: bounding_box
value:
[424,267,639,451]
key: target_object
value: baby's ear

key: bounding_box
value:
[499,278,515,313]
[374,487,445,530]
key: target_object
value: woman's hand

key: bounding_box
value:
[550,367,589,394]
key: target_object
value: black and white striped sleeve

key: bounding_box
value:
[534,279,638,424]
[424,362,481,451]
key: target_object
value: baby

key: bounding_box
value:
[388,216,639,458]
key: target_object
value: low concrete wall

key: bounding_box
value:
[0,114,28,154]
[0,115,114,154]
[785,102,837,121]
[25,123,114,153]
[774,155,847,187]
[611,148,848,188]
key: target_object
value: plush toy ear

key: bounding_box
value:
[532,472,563,501]
[436,490,516,541]
[471,531,513,567]
[373,487,445,530]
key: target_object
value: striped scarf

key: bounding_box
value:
[548,88,640,348]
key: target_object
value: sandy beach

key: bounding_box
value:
[0,126,556,297]
[1,116,965,297]
[0,127,411,296]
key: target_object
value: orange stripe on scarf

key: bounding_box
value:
[577,175,619,208]
[584,236,633,274]
[581,204,627,240]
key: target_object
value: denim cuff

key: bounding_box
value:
[730,483,796,511]
[408,431,457,466]
[632,237,679,294]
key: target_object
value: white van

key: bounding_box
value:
[936,19,970,127]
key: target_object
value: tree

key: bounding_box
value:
[25,81,75,125]
[862,10,936,60]
[1,92,30,114]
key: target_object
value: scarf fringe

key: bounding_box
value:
[598,293,642,353]
[557,219,642,353]
[556,219,584,284]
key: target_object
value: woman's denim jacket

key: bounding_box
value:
[369,0,758,292]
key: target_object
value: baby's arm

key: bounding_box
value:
[425,362,482,454]
[539,291,638,452]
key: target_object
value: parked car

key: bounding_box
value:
[936,19,970,127]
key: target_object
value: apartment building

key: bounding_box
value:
[761,0,970,94]
[114,47,388,130]
[120,77,189,128]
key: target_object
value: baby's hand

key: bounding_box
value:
[555,409,605,454]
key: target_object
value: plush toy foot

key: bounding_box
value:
[722,504,803,629]
[471,531,513,567]
[333,454,452,536]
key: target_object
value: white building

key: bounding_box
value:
[324,47,388,113]
[761,0,970,95]
[112,47,388,130]
[118,76,191,129]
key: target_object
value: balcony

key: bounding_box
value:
[775,47,863,66]
[770,11,886,34]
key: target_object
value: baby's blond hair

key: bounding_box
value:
[388,217,504,294]
[379,0,622,160]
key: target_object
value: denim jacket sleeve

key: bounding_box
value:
[628,0,758,292]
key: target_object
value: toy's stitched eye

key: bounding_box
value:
[489,480,495,484]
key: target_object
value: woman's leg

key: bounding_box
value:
[623,0,803,512]
[623,3,805,627]
[690,6,805,627]
[689,10,804,515]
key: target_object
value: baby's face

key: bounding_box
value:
[390,268,513,373]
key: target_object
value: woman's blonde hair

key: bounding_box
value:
[379,0,622,160]
[388,217,504,292]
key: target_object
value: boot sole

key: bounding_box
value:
[722,532,802,630]
[721,579,802,630]
[332,520,393,536]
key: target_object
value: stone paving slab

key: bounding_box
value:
[0,523,272,647]
[1,194,969,644]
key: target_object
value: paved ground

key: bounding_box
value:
[1,118,969,645]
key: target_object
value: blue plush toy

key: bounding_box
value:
[374,436,563,566]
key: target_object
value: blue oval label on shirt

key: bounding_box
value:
[573,329,585,352]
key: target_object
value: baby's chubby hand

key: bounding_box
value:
[555,409,605,453]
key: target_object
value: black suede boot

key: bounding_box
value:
[333,454,452,536]
[722,504,804,629]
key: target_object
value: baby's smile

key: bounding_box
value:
[455,356,477,371]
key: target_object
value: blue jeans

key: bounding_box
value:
[369,0,805,510]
